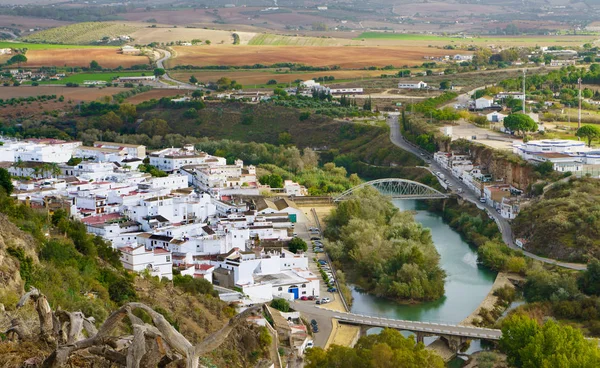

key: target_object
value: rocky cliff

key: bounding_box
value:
[0,214,38,299]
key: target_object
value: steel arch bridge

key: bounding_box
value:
[333,179,449,202]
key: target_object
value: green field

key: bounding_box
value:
[36,71,149,85]
[354,32,596,45]
[0,42,113,50]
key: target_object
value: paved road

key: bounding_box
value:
[388,113,586,271]
[155,48,197,90]
[291,303,501,340]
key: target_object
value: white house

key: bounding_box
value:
[486,111,507,123]
[512,139,588,161]
[93,141,146,159]
[329,86,364,95]
[496,92,525,101]
[475,96,494,109]
[119,245,173,280]
[453,54,473,61]
[149,147,226,173]
[398,81,427,89]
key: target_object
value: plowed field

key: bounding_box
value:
[24,49,150,68]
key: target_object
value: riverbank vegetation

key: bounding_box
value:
[305,328,444,368]
[500,314,600,367]
[324,188,445,302]
[513,177,600,262]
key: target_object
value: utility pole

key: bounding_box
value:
[578,77,582,129]
[522,68,526,114]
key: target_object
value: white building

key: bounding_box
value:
[475,96,494,109]
[453,54,474,61]
[0,138,82,164]
[496,92,525,101]
[93,141,146,159]
[329,86,364,95]
[119,245,173,280]
[149,147,226,173]
[398,81,427,89]
[512,139,588,161]
[486,111,507,123]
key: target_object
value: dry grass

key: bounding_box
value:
[171,69,386,85]
[125,88,189,103]
[23,48,150,68]
[0,86,130,101]
[167,45,455,68]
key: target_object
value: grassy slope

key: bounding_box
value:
[21,22,142,45]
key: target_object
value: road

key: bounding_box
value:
[155,48,197,90]
[387,113,586,271]
[290,303,501,340]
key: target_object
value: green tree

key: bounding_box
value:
[363,96,372,111]
[503,113,538,137]
[0,167,13,195]
[192,89,203,99]
[270,298,290,312]
[118,103,137,123]
[439,80,451,90]
[579,258,600,296]
[576,125,600,147]
[205,40,211,45]
[89,60,101,70]
[267,79,278,85]
[189,75,198,84]
[288,237,308,254]
[153,68,166,77]
[278,132,292,145]
[232,33,240,45]
[137,118,169,136]
[9,54,27,66]
[500,314,600,368]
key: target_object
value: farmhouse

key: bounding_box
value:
[0,48,12,55]
[118,76,156,82]
[486,111,507,123]
[121,45,141,55]
[398,81,427,89]
[550,60,576,67]
[496,92,525,101]
[453,54,473,61]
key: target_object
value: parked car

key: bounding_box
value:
[314,249,324,253]
[480,197,486,203]
[312,325,319,333]
[300,296,309,301]
[310,236,321,241]
[318,260,327,265]
[320,297,330,304]
[307,295,316,301]
[315,299,321,305]
[306,340,314,349]
[311,319,318,326]
[327,287,337,292]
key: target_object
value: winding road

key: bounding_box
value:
[155,49,197,89]
[387,113,586,271]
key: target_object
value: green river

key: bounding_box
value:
[350,199,497,365]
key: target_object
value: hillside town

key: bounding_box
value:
[0,136,316,305]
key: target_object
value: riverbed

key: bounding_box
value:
[349,199,497,363]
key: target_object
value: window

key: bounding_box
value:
[166,256,171,262]
[302,284,306,288]
[302,291,306,295]
[278,287,282,291]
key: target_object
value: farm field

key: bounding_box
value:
[167,45,455,69]
[0,86,129,101]
[22,22,143,45]
[354,32,598,47]
[129,27,256,45]
[171,69,386,86]
[34,72,150,85]
[0,41,107,50]
[125,89,188,104]
[23,49,150,68]
[247,33,359,46]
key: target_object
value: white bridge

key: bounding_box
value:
[334,178,449,202]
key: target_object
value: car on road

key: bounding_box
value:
[480,197,486,203]
[327,287,337,292]
[306,340,314,349]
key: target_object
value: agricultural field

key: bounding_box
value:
[23,49,150,68]
[129,27,256,45]
[0,86,129,101]
[354,32,598,47]
[0,41,104,50]
[22,22,143,45]
[247,33,359,46]
[171,69,386,86]
[125,89,188,104]
[35,72,150,85]
[167,45,455,69]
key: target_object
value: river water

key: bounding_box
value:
[349,199,497,363]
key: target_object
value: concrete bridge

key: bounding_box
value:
[316,307,500,352]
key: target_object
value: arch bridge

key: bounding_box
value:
[334,179,449,202]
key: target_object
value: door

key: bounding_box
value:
[288,286,299,299]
